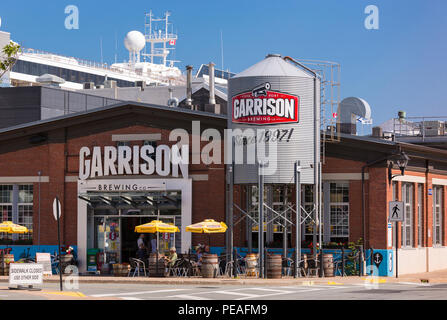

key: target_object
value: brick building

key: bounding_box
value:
[0,101,446,276]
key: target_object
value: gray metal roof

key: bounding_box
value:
[0,101,227,136]
[234,54,314,79]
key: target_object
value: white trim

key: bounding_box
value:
[322,173,368,181]
[0,176,49,183]
[65,176,78,183]
[432,178,447,186]
[190,174,209,181]
[392,175,426,183]
[111,134,161,142]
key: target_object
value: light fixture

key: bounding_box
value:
[388,152,409,184]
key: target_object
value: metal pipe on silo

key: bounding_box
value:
[208,62,216,105]
[185,65,193,107]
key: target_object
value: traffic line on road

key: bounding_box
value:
[91,288,187,297]
[120,297,143,300]
[168,294,212,300]
[45,291,86,297]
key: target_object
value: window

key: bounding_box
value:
[0,185,33,241]
[418,184,424,247]
[392,181,398,248]
[401,183,414,247]
[433,186,443,246]
[329,182,349,241]
[18,185,33,240]
[303,185,315,241]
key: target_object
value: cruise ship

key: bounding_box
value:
[0,11,185,90]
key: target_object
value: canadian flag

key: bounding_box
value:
[169,39,176,46]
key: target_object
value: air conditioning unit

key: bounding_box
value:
[83,82,95,89]
[135,81,146,90]
[423,121,444,136]
[104,80,117,89]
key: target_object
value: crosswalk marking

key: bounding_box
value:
[213,291,260,298]
[169,294,211,300]
[93,284,356,300]
[91,288,187,297]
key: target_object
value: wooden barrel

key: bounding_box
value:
[201,254,218,278]
[1,254,14,276]
[323,253,334,277]
[113,263,130,277]
[266,254,282,279]
[245,254,258,277]
[148,253,165,277]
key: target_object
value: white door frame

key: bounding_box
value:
[77,178,192,273]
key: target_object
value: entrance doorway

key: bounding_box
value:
[85,190,182,266]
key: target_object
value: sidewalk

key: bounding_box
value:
[1,269,447,285]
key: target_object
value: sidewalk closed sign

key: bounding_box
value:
[9,263,43,286]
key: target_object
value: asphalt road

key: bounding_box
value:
[1,281,446,300]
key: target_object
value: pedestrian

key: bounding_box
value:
[151,235,157,253]
[136,234,147,261]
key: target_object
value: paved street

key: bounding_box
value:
[0,281,446,300]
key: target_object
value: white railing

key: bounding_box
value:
[20,47,186,86]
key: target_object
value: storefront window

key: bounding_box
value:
[86,190,181,264]
[303,185,315,241]
[401,183,414,247]
[0,185,33,242]
[433,186,443,246]
[418,184,424,247]
[329,182,349,241]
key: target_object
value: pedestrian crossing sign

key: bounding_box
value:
[389,201,404,222]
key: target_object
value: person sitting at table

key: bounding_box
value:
[165,247,178,268]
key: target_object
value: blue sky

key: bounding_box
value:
[1,0,446,127]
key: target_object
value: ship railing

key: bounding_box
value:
[20,47,185,85]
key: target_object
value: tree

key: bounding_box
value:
[0,41,21,82]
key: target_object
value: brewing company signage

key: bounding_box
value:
[79,144,188,180]
[232,82,299,125]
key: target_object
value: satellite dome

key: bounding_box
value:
[124,31,146,52]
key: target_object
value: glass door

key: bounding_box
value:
[94,217,120,266]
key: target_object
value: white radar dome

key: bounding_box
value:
[124,31,146,52]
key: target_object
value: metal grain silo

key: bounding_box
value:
[228,54,320,184]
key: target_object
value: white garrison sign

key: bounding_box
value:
[389,201,404,222]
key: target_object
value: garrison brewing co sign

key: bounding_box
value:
[232,82,299,125]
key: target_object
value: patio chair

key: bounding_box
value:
[128,258,147,277]
[306,255,320,277]
[333,257,347,276]
[282,257,293,277]
[168,259,188,277]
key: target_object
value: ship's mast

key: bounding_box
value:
[143,10,179,67]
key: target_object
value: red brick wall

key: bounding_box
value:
[0,119,226,247]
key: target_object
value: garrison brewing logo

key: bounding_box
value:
[232,82,299,125]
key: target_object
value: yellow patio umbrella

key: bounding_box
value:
[134,220,179,254]
[186,219,227,234]
[0,221,29,250]
[186,219,227,249]
[135,220,180,233]
[0,221,29,234]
